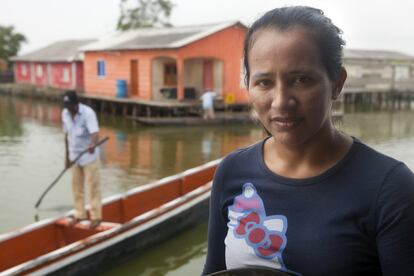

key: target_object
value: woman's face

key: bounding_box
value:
[248,26,345,146]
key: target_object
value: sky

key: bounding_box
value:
[1,0,414,55]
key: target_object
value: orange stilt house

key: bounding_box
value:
[81,22,248,103]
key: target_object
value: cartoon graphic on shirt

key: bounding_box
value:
[225,182,289,271]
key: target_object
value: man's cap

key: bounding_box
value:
[63,90,79,107]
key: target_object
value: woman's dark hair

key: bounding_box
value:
[243,6,345,86]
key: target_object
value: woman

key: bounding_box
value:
[203,6,414,276]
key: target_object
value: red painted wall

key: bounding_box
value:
[33,63,48,86]
[14,61,84,90]
[50,63,73,89]
[84,50,163,99]
[76,62,84,90]
[203,60,213,91]
[178,24,248,103]
[14,62,32,83]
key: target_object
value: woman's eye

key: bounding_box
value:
[257,79,273,88]
[292,75,313,86]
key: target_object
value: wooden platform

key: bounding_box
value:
[83,94,200,108]
[130,112,256,126]
[0,84,345,120]
[130,110,344,126]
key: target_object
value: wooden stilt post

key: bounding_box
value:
[112,103,117,116]
[123,104,128,117]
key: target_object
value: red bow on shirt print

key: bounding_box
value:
[234,211,284,259]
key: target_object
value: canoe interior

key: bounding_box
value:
[0,161,218,273]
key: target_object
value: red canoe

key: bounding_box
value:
[0,159,220,275]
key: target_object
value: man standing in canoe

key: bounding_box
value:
[62,90,102,228]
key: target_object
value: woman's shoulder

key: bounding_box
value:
[350,138,414,189]
[212,139,264,193]
[352,139,403,170]
[219,139,264,168]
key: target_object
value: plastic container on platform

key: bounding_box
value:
[116,80,127,98]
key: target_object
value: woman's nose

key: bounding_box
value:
[270,84,297,110]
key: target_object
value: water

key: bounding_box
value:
[1,95,414,275]
[105,222,209,276]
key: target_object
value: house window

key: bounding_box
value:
[36,65,43,77]
[97,60,106,77]
[21,64,27,76]
[164,63,177,85]
[62,67,70,82]
[395,66,409,80]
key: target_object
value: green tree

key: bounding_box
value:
[117,0,174,31]
[0,25,27,69]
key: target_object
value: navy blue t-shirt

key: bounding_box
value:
[203,138,414,276]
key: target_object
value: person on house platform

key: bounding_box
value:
[61,90,102,228]
[200,90,218,120]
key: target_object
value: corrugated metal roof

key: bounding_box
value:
[11,39,96,62]
[344,49,414,61]
[80,21,244,51]
[114,31,200,50]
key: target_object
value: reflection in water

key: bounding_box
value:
[1,95,414,275]
[338,109,414,143]
[339,108,414,170]
[98,119,265,193]
[0,97,23,138]
[201,132,214,162]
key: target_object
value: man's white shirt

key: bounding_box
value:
[62,103,100,166]
[200,91,217,109]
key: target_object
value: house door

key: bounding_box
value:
[203,60,213,91]
[130,60,138,96]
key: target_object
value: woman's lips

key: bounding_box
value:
[270,117,303,131]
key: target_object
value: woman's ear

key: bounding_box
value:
[332,67,347,100]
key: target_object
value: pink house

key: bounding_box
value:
[12,40,95,90]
